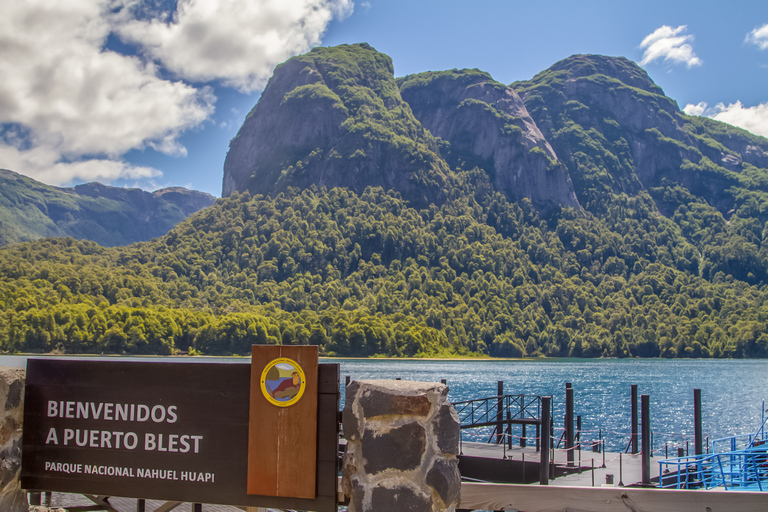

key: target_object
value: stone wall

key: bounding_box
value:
[0,367,27,512]
[342,380,460,512]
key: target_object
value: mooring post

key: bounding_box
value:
[540,396,551,485]
[641,394,651,486]
[631,384,638,454]
[565,384,574,466]
[506,410,512,449]
[577,414,582,448]
[496,381,504,444]
[520,398,526,447]
[346,375,351,387]
[694,388,703,456]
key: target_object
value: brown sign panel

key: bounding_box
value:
[21,357,339,511]
[248,345,318,498]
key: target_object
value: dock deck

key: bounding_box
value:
[460,440,659,488]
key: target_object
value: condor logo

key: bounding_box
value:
[259,358,306,407]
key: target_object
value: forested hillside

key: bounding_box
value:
[2,45,768,358]
[0,169,215,247]
[2,183,767,358]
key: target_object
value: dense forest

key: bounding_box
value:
[3,46,768,358]
[2,180,768,358]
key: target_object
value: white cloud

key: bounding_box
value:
[0,0,215,186]
[683,102,708,116]
[0,0,350,189]
[712,101,768,139]
[116,0,354,93]
[682,101,768,138]
[746,23,768,50]
[0,143,160,186]
[640,25,702,68]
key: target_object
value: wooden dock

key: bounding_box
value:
[459,440,659,487]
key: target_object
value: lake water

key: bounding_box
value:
[3,355,766,453]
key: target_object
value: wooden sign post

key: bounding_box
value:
[248,346,318,499]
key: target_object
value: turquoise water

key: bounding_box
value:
[4,355,766,453]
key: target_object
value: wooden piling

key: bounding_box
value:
[641,394,651,486]
[540,396,551,485]
[631,384,638,454]
[565,385,574,466]
[694,388,703,456]
[496,381,504,444]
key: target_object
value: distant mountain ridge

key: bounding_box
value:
[223,45,768,225]
[0,169,215,247]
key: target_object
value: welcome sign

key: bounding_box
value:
[21,349,339,510]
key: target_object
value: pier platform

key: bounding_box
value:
[459,440,660,488]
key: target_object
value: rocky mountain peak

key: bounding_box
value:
[398,69,579,211]
[223,43,452,208]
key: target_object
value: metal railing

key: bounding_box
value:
[658,445,768,490]
[452,394,550,429]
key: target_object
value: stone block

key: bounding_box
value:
[371,485,430,512]
[360,389,431,417]
[342,379,460,512]
[0,367,27,512]
[426,458,460,507]
[362,422,425,474]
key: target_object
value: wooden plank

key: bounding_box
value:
[459,482,768,512]
[247,346,318,499]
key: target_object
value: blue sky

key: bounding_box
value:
[1,0,766,197]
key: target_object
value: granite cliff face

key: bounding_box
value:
[223,43,453,208]
[514,54,768,215]
[0,170,216,247]
[223,46,768,220]
[398,69,578,211]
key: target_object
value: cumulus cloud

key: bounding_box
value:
[0,0,351,188]
[683,102,708,116]
[745,23,768,50]
[682,101,768,138]
[640,25,702,68]
[0,143,160,186]
[0,0,215,185]
[711,101,768,139]
[117,0,354,92]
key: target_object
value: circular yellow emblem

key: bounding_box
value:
[260,357,306,407]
